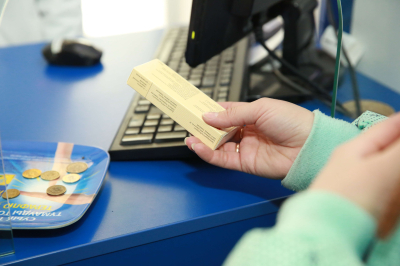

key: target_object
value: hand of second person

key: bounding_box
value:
[310,112,400,220]
[185,98,314,179]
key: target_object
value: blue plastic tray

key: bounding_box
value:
[0,141,109,229]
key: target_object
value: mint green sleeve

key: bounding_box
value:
[223,191,376,266]
[282,110,387,191]
[223,111,388,266]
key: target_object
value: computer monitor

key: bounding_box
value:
[185,0,282,67]
[185,0,339,104]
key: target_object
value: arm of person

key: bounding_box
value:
[282,110,387,191]
[225,112,400,266]
[223,191,376,266]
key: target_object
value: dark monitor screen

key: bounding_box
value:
[185,0,281,67]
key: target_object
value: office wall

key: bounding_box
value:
[351,0,400,93]
[82,0,191,37]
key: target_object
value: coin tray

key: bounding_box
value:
[0,141,109,229]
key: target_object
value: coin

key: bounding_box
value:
[22,169,42,179]
[46,185,66,196]
[41,171,60,181]
[2,189,20,199]
[62,174,81,183]
[66,162,88,174]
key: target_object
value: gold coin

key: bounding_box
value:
[41,171,60,181]
[2,189,20,199]
[46,185,67,196]
[62,174,81,183]
[22,169,42,179]
[66,162,88,174]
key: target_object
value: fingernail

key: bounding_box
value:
[191,143,196,151]
[203,112,218,120]
[184,137,188,146]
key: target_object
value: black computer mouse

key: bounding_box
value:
[42,39,102,66]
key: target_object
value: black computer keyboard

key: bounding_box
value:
[109,27,249,160]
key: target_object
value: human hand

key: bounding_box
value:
[310,112,400,219]
[185,98,314,179]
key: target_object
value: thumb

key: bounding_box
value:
[202,99,267,128]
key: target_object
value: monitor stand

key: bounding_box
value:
[246,49,344,104]
[245,0,344,104]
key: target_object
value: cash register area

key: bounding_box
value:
[0,0,399,265]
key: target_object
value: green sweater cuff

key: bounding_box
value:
[277,191,376,256]
[282,110,361,191]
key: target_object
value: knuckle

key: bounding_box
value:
[224,108,237,122]
[255,98,268,105]
[253,99,269,121]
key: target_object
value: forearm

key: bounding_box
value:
[223,191,376,266]
[282,110,387,191]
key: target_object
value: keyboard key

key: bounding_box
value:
[219,86,229,92]
[158,125,173,132]
[171,51,183,59]
[178,72,189,79]
[178,69,190,75]
[189,73,202,80]
[121,134,153,145]
[138,100,151,105]
[180,63,191,71]
[162,114,170,119]
[200,88,212,94]
[217,97,227,102]
[191,69,203,75]
[210,55,220,61]
[135,105,150,113]
[205,65,217,71]
[174,125,185,131]
[220,78,231,86]
[188,79,201,87]
[142,126,156,133]
[222,63,233,70]
[125,128,140,135]
[160,119,174,125]
[154,132,187,143]
[146,114,161,120]
[204,69,217,76]
[223,52,235,62]
[144,120,159,127]
[221,72,232,81]
[149,106,163,114]
[193,64,205,70]
[128,115,145,127]
[202,76,216,87]
[206,59,218,66]
[218,91,228,98]
[168,61,180,71]
[222,69,233,77]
